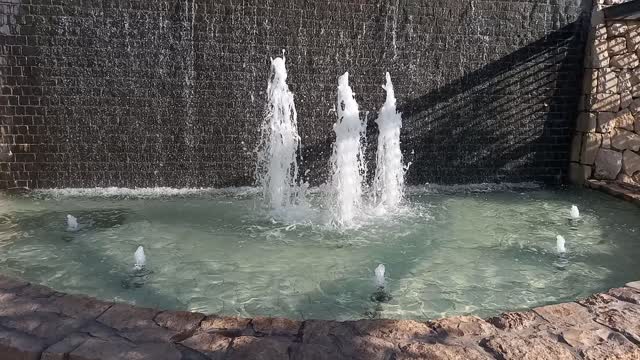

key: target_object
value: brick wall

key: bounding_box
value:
[1,0,589,189]
[570,0,640,186]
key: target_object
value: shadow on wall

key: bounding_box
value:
[394,22,589,185]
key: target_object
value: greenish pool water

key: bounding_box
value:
[0,185,639,321]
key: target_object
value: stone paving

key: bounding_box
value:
[0,275,640,359]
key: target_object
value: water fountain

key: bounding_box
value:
[556,235,566,254]
[66,214,78,231]
[134,246,146,270]
[255,53,302,209]
[371,263,392,303]
[570,205,580,219]
[374,263,386,288]
[329,72,366,226]
[373,72,405,211]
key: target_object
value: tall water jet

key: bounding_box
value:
[255,53,302,209]
[134,246,146,270]
[556,235,566,254]
[373,72,405,211]
[66,214,78,232]
[330,72,366,226]
[570,205,580,219]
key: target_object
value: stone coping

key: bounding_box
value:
[0,275,639,359]
[586,179,640,206]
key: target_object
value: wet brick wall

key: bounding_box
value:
[0,0,591,189]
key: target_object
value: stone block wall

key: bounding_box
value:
[1,0,589,189]
[570,0,640,185]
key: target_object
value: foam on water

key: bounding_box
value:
[406,182,541,195]
[255,53,303,210]
[32,187,259,199]
[373,72,405,212]
[329,72,366,226]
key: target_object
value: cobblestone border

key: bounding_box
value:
[0,275,639,359]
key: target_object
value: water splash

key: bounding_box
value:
[134,246,146,270]
[556,235,566,254]
[374,263,386,288]
[255,53,302,209]
[330,72,366,226]
[373,72,405,211]
[570,205,580,220]
[66,214,78,231]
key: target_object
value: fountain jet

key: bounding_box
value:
[570,205,580,220]
[374,263,386,288]
[256,52,302,209]
[134,246,146,270]
[330,72,366,226]
[371,263,392,303]
[556,235,566,254]
[373,72,405,211]
[66,214,78,231]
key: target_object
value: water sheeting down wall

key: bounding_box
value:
[0,0,590,189]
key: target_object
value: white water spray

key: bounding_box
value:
[256,53,302,209]
[570,205,580,219]
[373,72,405,211]
[134,246,146,270]
[375,264,386,288]
[556,235,566,254]
[330,72,366,226]
[66,214,78,231]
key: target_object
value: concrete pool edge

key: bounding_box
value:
[0,275,639,359]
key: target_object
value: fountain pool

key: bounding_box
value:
[0,185,639,321]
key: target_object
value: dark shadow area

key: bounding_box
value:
[298,17,591,187]
[397,21,589,185]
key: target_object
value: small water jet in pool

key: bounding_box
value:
[255,52,302,209]
[373,72,405,212]
[556,235,566,254]
[330,72,366,226]
[375,263,386,287]
[570,205,580,220]
[122,246,153,289]
[371,264,392,302]
[66,214,78,231]
[134,246,146,270]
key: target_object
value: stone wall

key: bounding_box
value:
[1,0,589,189]
[570,0,640,186]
